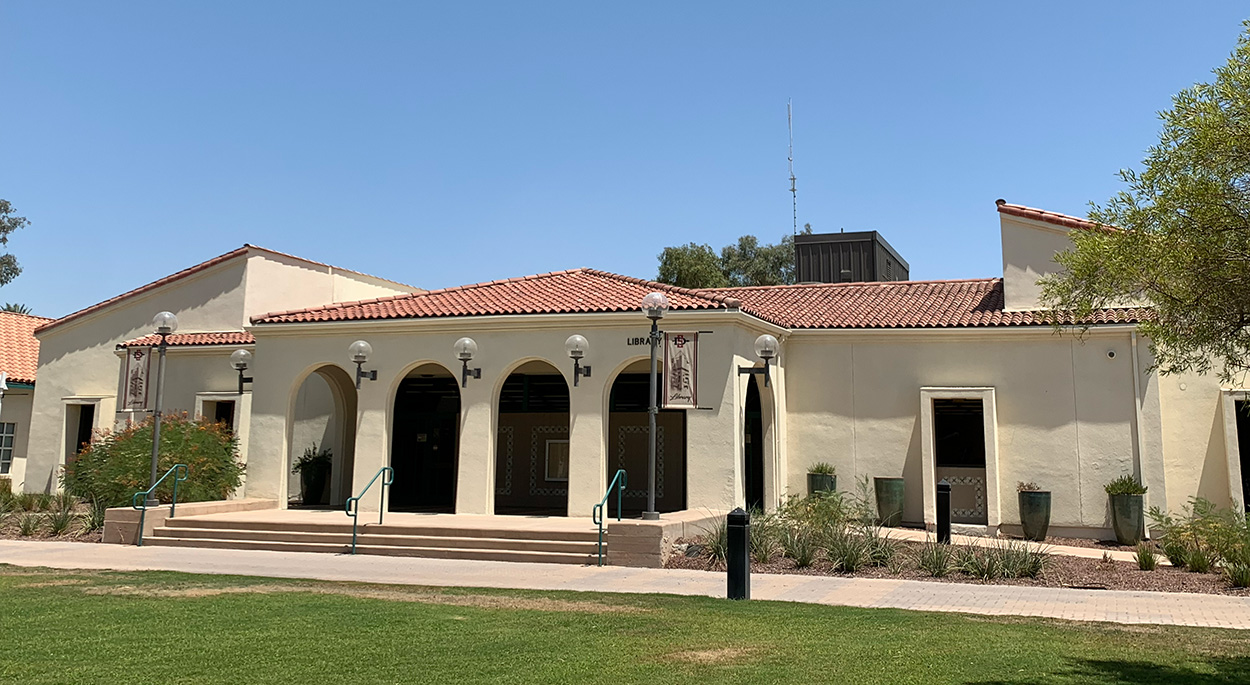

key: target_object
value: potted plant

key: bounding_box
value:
[874,476,905,527]
[1017,481,1051,541]
[807,462,837,496]
[1105,474,1147,545]
[292,442,332,506]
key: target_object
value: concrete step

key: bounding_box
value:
[160,516,599,542]
[151,526,601,554]
[143,535,600,564]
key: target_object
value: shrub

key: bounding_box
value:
[0,476,10,496]
[1185,546,1214,574]
[1160,539,1189,568]
[958,545,1002,581]
[748,508,779,563]
[1105,475,1148,496]
[1017,481,1041,492]
[1226,563,1250,588]
[700,517,728,562]
[17,512,40,536]
[782,527,818,568]
[862,525,900,567]
[61,413,244,507]
[825,529,870,572]
[52,491,76,514]
[1148,497,1250,574]
[47,508,74,536]
[34,493,52,512]
[81,497,107,533]
[808,462,836,475]
[292,442,332,475]
[997,539,1047,579]
[15,492,39,512]
[916,539,954,577]
[1135,543,1158,571]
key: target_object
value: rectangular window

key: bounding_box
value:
[0,422,15,475]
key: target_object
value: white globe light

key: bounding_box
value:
[153,311,179,335]
[454,337,478,362]
[230,349,253,371]
[348,340,373,364]
[564,334,589,360]
[641,292,670,319]
[754,334,779,360]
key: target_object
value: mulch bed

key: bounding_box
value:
[666,537,1250,596]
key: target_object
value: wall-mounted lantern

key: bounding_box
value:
[564,334,591,387]
[349,340,377,389]
[454,337,481,388]
[230,349,253,394]
[738,333,779,387]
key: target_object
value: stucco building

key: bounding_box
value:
[0,310,51,487]
[15,202,1250,541]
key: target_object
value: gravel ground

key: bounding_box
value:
[666,537,1250,596]
[0,507,103,543]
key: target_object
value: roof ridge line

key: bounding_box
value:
[701,277,1000,292]
[580,268,738,306]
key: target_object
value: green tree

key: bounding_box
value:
[1,303,32,314]
[1040,22,1250,381]
[657,226,812,289]
[656,242,729,289]
[0,200,29,287]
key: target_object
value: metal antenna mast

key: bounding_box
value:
[788,99,797,235]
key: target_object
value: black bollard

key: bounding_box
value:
[936,479,951,544]
[727,507,750,600]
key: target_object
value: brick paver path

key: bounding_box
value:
[1,540,1246,629]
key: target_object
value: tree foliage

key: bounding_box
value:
[1,303,32,314]
[1040,23,1250,381]
[657,226,812,289]
[0,200,29,288]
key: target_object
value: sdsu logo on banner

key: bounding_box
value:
[123,347,152,410]
[663,332,698,409]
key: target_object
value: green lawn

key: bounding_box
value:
[0,565,1247,684]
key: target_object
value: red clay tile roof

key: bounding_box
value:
[252,268,1142,330]
[0,312,53,384]
[996,200,1118,234]
[36,245,418,335]
[252,269,740,324]
[705,278,1144,329]
[118,331,256,349]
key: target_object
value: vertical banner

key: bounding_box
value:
[123,347,152,410]
[663,332,698,409]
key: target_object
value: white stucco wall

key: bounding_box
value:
[242,251,417,319]
[1000,215,1075,312]
[0,388,35,489]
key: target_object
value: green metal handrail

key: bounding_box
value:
[130,463,188,547]
[345,466,393,554]
[592,469,627,566]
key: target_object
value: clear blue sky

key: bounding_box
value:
[2,2,1247,318]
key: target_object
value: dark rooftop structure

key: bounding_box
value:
[794,231,909,284]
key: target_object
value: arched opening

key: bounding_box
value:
[495,360,570,516]
[390,363,460,512]
[744,376,764,511]
[288,365,357,508]
[606,359,687,517]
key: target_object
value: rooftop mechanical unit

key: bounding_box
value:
[794,231,909,284]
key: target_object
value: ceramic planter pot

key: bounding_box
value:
[299,463,331,506]
[1018,490,1051,541]
[874,477,905,526]
[807,473,836,496]
[1110,493,1145,545]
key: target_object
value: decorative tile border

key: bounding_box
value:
[495,426,514,496]
[529,425,568,497]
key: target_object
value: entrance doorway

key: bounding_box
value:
[933,398,988,525]
[744,378,764,511]
[495,361,570,516]
[606,361,687,517]
[390,365,460,512]
[288,366,357,508]
[1237,400,1250,512]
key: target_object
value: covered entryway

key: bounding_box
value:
[288,365,357,508]
[606,360,687,517]
[495,361,570,516]
[390,364,460,512]
[744,378,764,511]
[933,398,988,525]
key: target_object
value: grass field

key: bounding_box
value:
[0,564,1247,684]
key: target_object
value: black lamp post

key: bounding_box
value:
[641,292,669,521]
[147,311,178,507]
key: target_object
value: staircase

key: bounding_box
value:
[144,513,603,565]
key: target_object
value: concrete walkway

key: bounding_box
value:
[1,540,1245,629]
